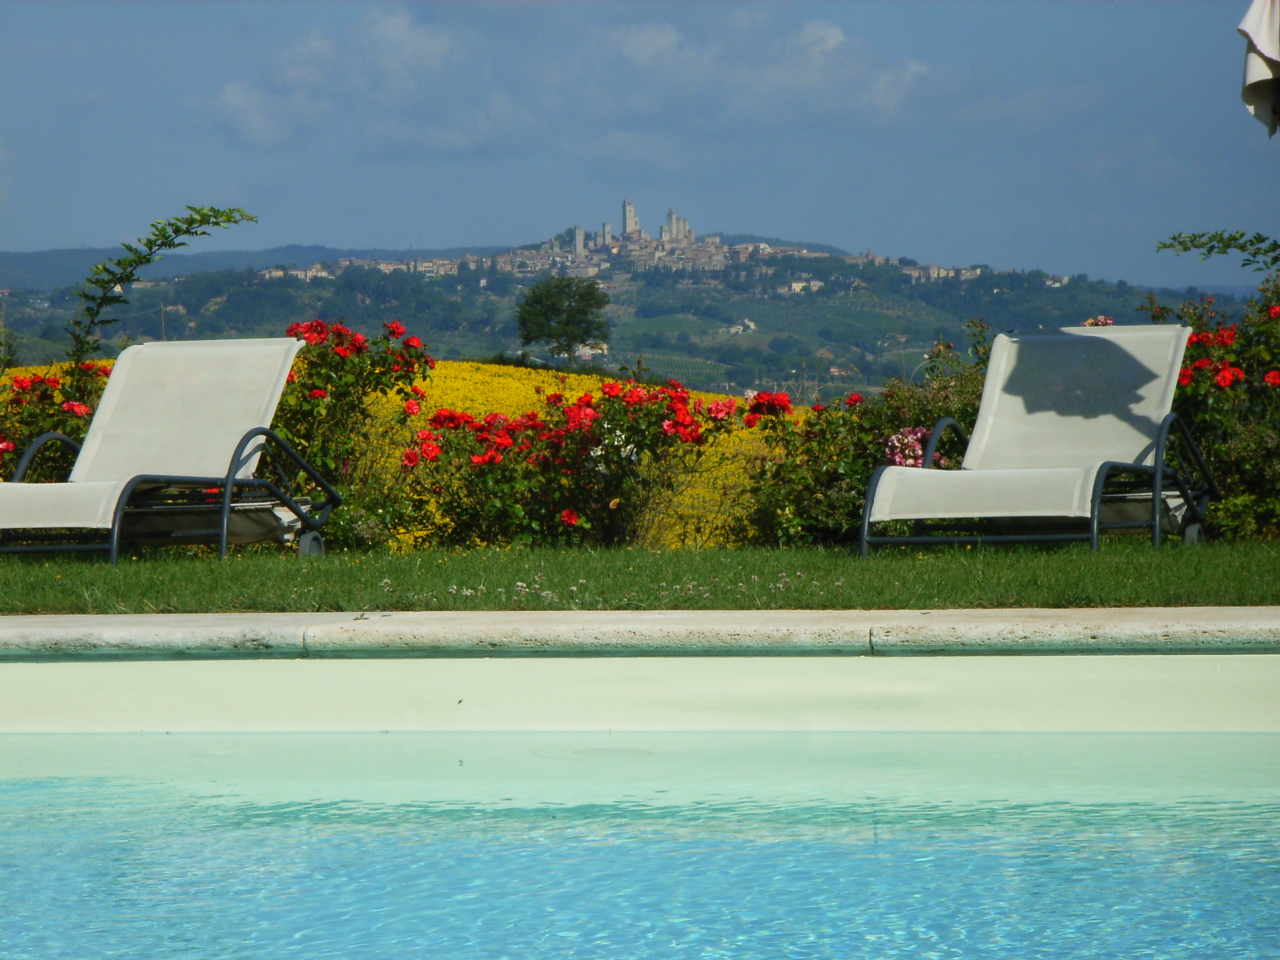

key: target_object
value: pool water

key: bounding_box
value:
[3,733,1279,959]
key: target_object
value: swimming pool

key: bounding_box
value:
[3,610,1278,957]
[3,731,1279,959]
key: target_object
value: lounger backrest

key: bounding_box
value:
[69,339,302,483]
[963,325,1189,471]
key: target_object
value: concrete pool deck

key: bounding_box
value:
[2,608,1278,733]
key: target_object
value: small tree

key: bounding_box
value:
[516,275,610,362]
[67,205,256,404]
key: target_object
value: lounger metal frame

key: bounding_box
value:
[858,413,1219,556]
[1,427,341,562]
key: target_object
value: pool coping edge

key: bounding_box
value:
[1,607,1279,661]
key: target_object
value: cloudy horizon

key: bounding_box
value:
[1,1,1276,288]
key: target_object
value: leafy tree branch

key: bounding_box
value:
[1157,231,1280,273]
[69,206,256,389]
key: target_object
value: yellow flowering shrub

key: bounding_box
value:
[379,361,759,547]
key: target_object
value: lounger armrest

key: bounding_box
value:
[224,427,343,526]
[922,418,969,470]
[1155,412,1220,518]
[12,432,82,482]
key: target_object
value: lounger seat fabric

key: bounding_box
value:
[867,465,1099,522]
[0,481,128,530]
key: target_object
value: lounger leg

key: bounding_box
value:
[1151,468,1164,550]
[219,481,234,560]
[859,468,885,559]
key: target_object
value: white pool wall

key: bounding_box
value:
[2,609,1278,733]
[3,654,1279,733]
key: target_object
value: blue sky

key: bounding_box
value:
[0,1,1275,287]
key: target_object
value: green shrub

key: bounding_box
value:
[272,319,434,550]
[1143,275,1280,539]
[743,321,989,545]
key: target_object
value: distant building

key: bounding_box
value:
[622,199,639,237]
[661,208,692,243]
[574,225,585,258]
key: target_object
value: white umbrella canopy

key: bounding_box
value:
[1241,0,1280,135]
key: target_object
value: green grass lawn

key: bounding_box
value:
[1,540,1277,614]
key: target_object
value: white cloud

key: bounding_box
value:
[361,6,460,95]
[865,59,929,113]
[787,19,845,63]
[612,23,683,66]
[208,7,948,160]
[585,17,934,128]
[276,31,334,88]
[217,81,289,147]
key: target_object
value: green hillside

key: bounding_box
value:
[0,251,1239,397]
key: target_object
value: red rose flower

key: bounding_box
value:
[385,321,406,338]
[811,402,826,412]
[420,441,441,461]
[60,401,91,418]
[410,384,426,398]
[403,336,423,350]
[1215,366,1244,387]
[600,382,623,398]
[404,399,421,416]
[1270,305,1280,319]
[707,398,736,420]
[1178,368,1193,387]
[309,388,327,399]
[1265,370,1280,387]
[430,409,474,429]
[401,447,420,468]
[0,440,15,454]
[744,412,761,428]
[560,508,579,526]
[747,391,792,416]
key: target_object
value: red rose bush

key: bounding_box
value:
[271,318,435,548]
[400,377,735,546]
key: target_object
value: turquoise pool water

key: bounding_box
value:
[3,733,1279,959]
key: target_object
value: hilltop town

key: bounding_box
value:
[231,199,1049,290]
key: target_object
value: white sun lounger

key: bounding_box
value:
[0,338,340,561]
[859,325,1217,553]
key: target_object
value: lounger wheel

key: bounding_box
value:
[297,531,325,558]
[1182,522,1203,545]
